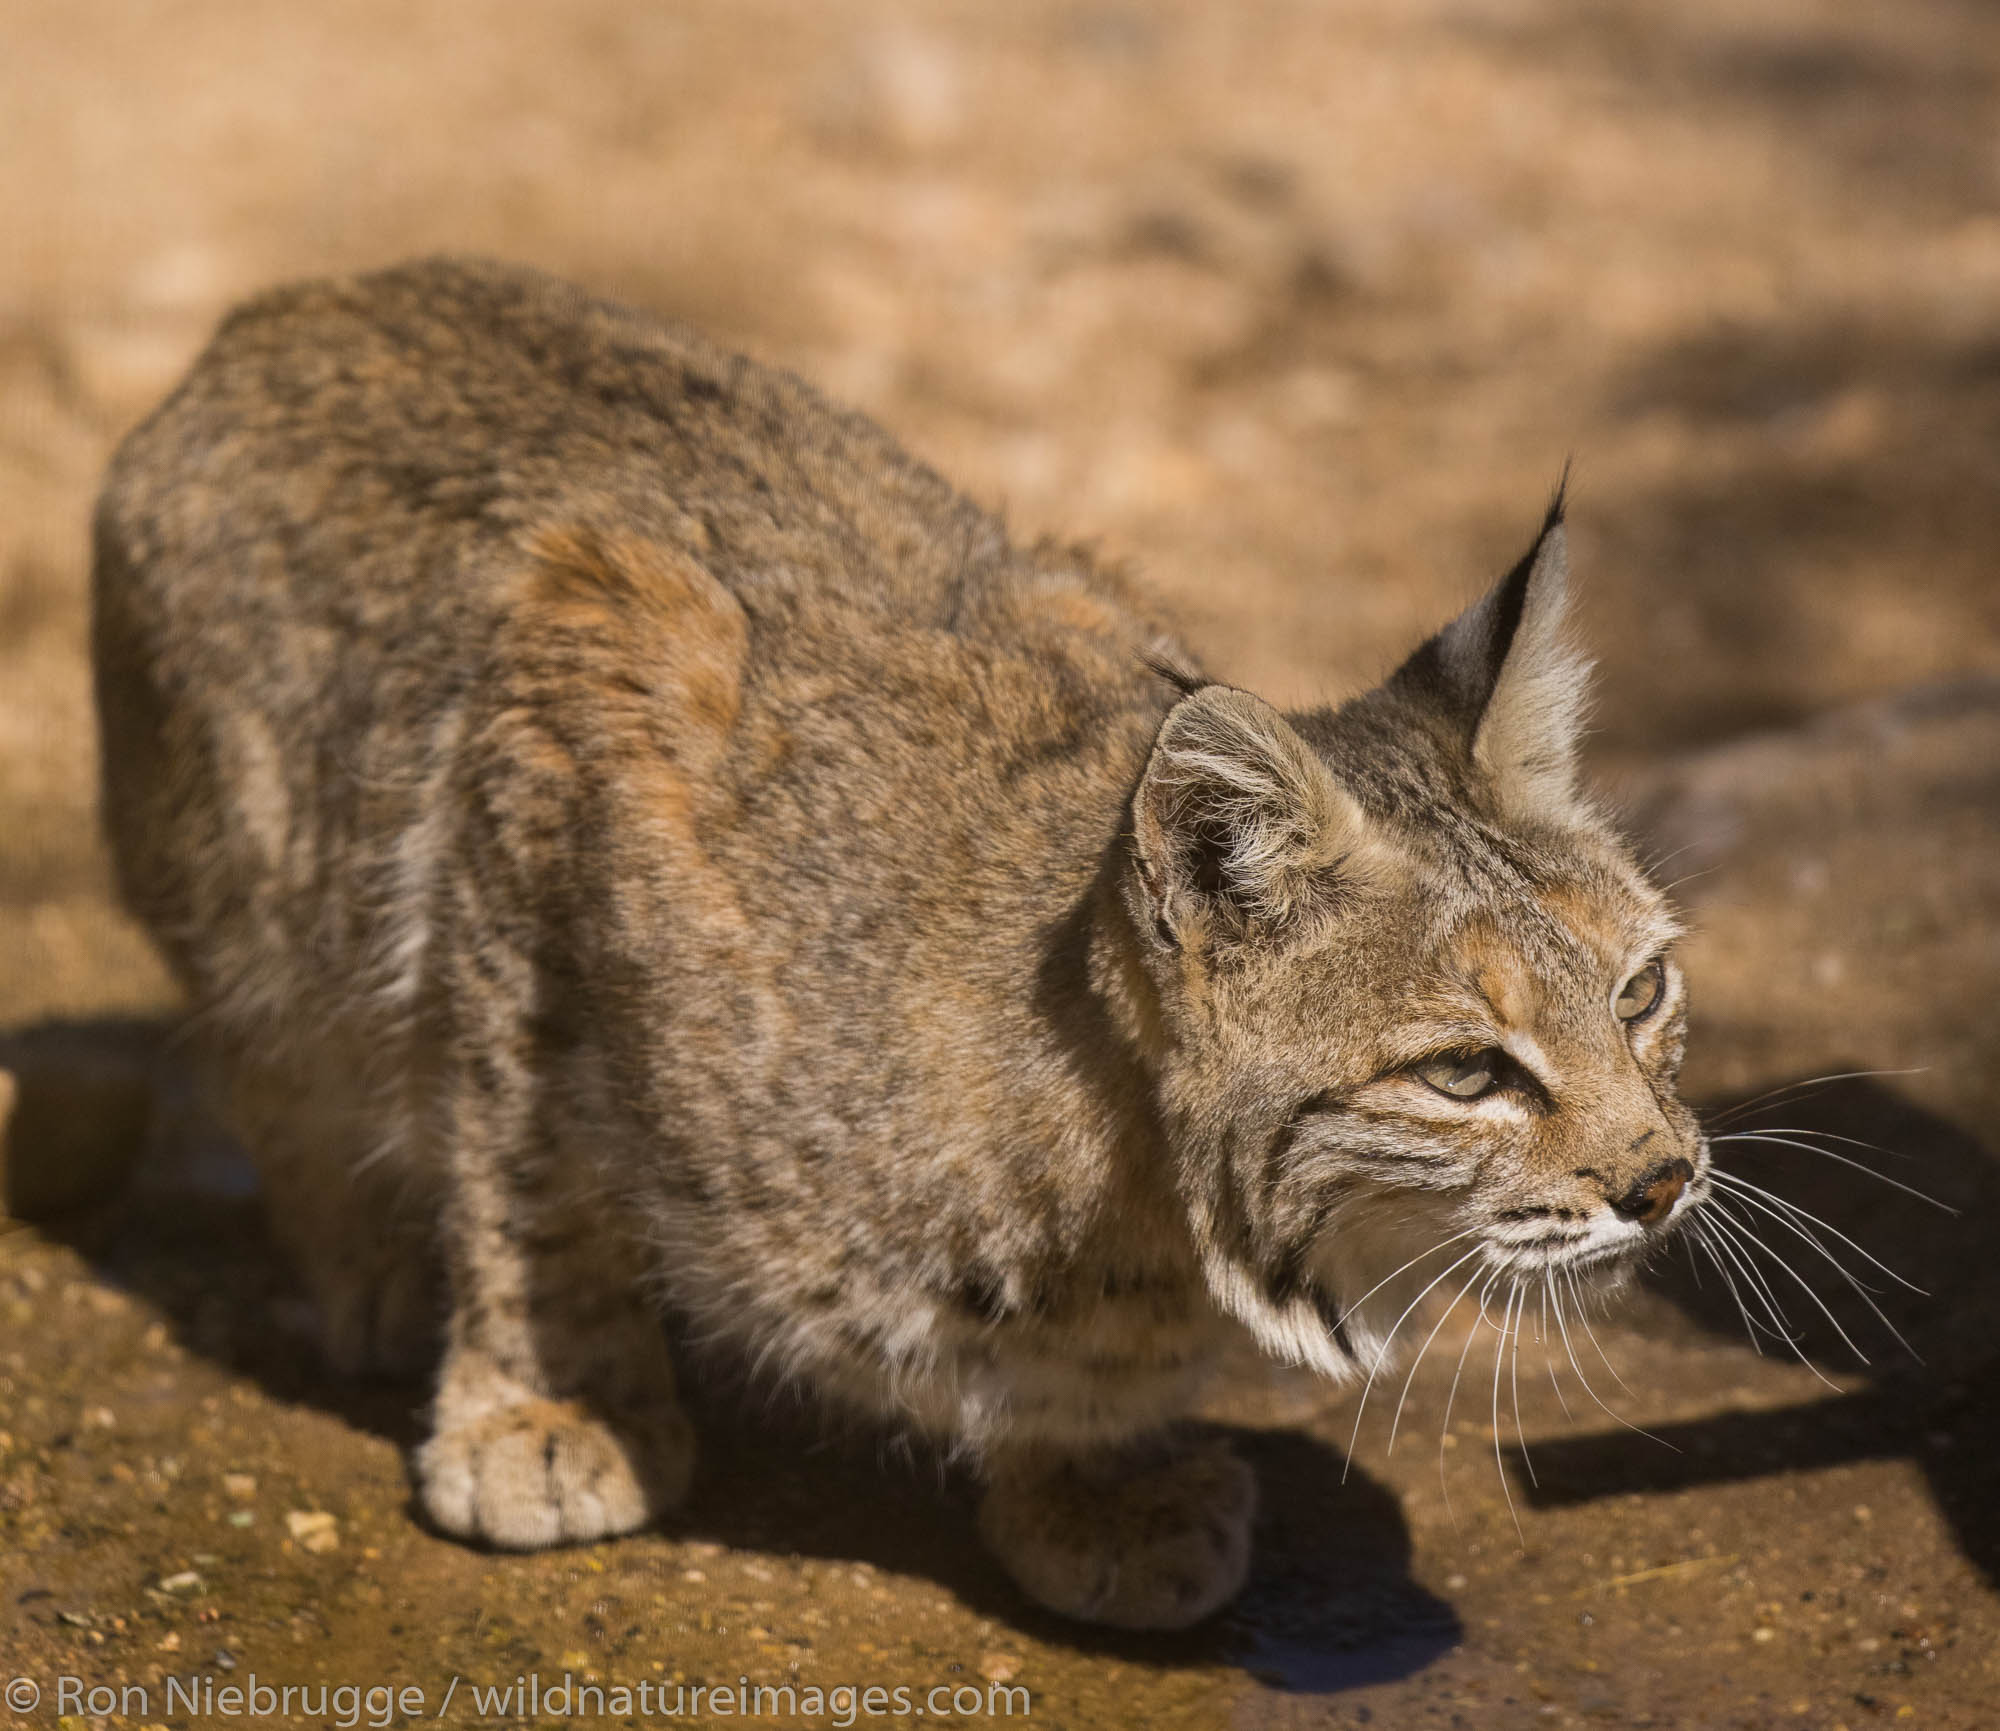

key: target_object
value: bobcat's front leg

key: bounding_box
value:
[978,1434,1256,1629]
[414,999,694,1550]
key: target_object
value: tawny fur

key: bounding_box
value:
[92,258,1705,1629]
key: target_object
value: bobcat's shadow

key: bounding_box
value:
[1509,1074,2000,1587]
[5,1014,1456,1687]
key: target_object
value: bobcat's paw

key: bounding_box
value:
[417,1392,695,1550]
[978,1438,1256,1630]
[316,1251,441,1382]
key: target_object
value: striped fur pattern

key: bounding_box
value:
[92,259,1705,1628]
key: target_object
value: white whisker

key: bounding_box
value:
[1708,1170,1927,1294]
[1705,1199,1871,1368]
[1718,1123,1913,1162]
[1679,1231,1705,1290]
[1541,1282,1572,1419]
[1713,1133,1957,1214]
[1341,1244,1487,1481]
[1549,1272,1678,1450]
[1641,838,1706,878]
[1696,1208,1819,1360]
[1493,1281,1526,1540]
[1702,1069,1925,1130]
[1438,1268,1504,1528]
[1508,1278,1537,1489]
[1562,1266,1638,1399]
[1707,1179,1922,1361]
[1385,1262,1488,1458]
[1686,1218,1772,1354]
[1341,1226,1487,1322]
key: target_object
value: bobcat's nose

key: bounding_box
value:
[1608,1158,1693,1226]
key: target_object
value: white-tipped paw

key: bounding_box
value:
[417,1394,694,1550]
[979,1439,1256,1630]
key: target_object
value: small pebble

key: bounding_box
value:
[285,1510,340,1553]
[978,1653,1022,1683]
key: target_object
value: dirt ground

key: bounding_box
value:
[4,1,2000,1727]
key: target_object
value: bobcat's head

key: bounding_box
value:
[1122,493,1708,1375]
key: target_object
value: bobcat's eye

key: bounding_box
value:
[1412,1050,1502,1100]
[1615,958,1666,1022]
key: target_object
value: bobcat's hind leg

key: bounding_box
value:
[978,1433,1256,1629]
[221,1059,443,1380]
[413,1017,695,1550]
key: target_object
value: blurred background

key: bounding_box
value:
[3,2,1998,1727]
[6,0,2000,1023]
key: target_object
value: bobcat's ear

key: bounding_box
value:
[1132,685,1374,947]
[1388,490,1591,822]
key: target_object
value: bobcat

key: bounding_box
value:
[92,257,1707,1629]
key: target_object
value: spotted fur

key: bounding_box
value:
[92,258,1705,1628]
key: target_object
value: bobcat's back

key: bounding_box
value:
[96,256,1183,1016]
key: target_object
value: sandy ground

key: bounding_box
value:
[3,1,1999,1726]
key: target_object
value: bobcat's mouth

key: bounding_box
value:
[1480,1165,1708,1276]
[1484,1201,1700,1276]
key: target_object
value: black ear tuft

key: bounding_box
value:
[1140,650,1210,700]
[1543,459,1570,534]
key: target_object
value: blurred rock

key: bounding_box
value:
[1624,676,2000,891]
[1619,675,2000,1123]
